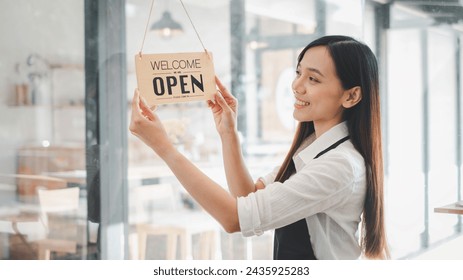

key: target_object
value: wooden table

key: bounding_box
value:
[434,202,463,215]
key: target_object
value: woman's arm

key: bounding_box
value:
[163,149,240,233]
[208,77,260,197]
[130,89,240,233]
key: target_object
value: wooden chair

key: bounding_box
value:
[36,187,80,260]
[131,184,219,260]
[0,174,67,259]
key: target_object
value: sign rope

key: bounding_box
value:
[139,0,208,57]
[139,0,156,57]
[179,0,208,53]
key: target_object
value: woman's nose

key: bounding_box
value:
[292,77,305,94]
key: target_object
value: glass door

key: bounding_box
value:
[0,0,89,260]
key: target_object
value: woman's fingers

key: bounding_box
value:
[215,76,235,100]
[132,88,141,111]
[215,76,236,100]
[131,88,156,123]
[215,76,226,92]
[215,77,237,114]
[130,89,143,134]
[139,96,156,121]
[131,89,144,122]
[214,91,231,111]
[207,99,222,115]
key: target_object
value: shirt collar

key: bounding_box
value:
[294,121,349,163]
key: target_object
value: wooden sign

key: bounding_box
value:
[135,52,216,106]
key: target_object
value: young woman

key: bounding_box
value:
[129,35,389,259]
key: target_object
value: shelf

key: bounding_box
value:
[434,202,463,215]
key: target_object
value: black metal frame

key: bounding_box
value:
[84,0,128,260]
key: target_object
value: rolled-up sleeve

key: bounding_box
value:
[239,166,279,237]
[237,193,262,236]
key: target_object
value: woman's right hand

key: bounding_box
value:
[208,76,238,136]
[129,88,174,159]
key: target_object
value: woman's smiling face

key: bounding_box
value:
[292,46,347,131]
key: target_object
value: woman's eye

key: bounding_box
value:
[309,76,318,82]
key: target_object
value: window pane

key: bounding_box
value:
[126,0,229,260]
[0,0,90,260]
[427,28,458,243]
[386,28,425,259]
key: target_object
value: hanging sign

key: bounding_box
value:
[135,52,216,106]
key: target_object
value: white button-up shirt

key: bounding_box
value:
[237,122,366,259]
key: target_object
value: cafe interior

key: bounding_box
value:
[1,0,463,260]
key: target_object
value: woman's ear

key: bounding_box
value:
[342,86,362,108]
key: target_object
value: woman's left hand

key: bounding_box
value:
[129,89,174,158]
[207,76,238,136]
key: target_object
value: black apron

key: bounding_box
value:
[273,136,350,260]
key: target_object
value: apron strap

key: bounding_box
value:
[314,136,350,159]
